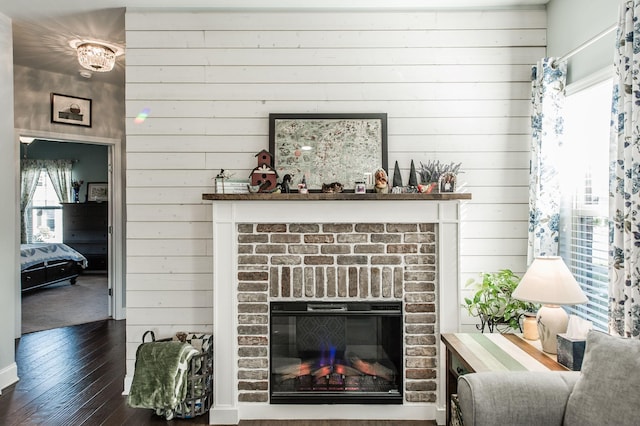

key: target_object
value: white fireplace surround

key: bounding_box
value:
[209,198,462,425]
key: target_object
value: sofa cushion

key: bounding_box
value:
[458,371,579,426]
[563,330,640,426]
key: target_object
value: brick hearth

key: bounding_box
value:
[235,222,439,404]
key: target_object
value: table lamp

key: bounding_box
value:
[512,256,587,354]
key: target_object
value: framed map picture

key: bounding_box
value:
[269,113,388,192]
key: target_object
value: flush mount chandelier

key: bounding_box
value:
[69,39,124,73]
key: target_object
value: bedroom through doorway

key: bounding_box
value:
[19,138,112,334]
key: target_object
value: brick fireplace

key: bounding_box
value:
[205,195,465,425]
[237,222,437,404]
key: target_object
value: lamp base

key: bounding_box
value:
[536,305,569,354]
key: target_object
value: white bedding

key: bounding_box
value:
[20,243,88,270]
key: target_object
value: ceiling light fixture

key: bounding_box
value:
[69,39,124,73]
[77,42,115,72]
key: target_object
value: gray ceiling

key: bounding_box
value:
[10,9,125,86]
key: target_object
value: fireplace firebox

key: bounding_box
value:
[270,301,403,404]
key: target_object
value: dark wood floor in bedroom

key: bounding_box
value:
[0,319,435,425]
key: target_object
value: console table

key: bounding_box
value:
[441,333,569,425]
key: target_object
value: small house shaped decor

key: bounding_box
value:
[256,149,273,167]
[250,149,278,192]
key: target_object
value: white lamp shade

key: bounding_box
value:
[512,256,588,305]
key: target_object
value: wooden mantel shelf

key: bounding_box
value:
[202,192,471,201]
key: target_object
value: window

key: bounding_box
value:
[559,78,611,331]
[30,170,63,243]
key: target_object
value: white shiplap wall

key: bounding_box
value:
[124,8,545,374]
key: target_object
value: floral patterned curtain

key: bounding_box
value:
[20,159,44,243]
[609,0,640,338]
[528,57,567,261]
[45,159,73,204]
[20,159,73,243]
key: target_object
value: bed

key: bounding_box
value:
[20,243,88,292]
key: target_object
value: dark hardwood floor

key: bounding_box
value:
[0,320,435,425]
[0,320,209,425]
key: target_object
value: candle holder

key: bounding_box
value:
[522,312,539,340]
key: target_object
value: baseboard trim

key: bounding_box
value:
[210,407,239,425]
[238,404,436,421]
[0,362,19,394]
[122,374,133,395]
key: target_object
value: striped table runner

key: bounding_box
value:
[452,333,567,372]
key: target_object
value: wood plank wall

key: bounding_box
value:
[124,8,546,373]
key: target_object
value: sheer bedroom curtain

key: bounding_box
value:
[609,0,640,338]
[20,160,42,243]
[45,159,73,204]
[20,159,72,243]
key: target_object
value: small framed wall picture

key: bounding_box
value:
[87,182,108,202]
[439,172,456,193]
[51,93,92,127]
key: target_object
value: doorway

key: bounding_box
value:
[16,131,123,335]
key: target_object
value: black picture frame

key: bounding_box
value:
[51,93,92,127]
[268,113,388,191]
[86,182,108,202]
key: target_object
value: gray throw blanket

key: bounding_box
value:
[128,341,199,418]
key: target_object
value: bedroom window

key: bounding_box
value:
[559,77,611,332]
[30,170,63,243]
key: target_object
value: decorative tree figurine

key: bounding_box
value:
[408,160,418,191]
[392,161,403,188]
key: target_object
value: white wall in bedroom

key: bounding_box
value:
[123,8,546,374]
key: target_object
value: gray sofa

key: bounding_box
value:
[456,330,640,426]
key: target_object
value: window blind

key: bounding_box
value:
[559,78,611,332]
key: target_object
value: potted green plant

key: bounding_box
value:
[462,269,538,333]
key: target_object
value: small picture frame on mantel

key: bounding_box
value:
[51,93,92,127]
[439,172,457,193]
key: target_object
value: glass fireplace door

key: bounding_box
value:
[270,301,402,404]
